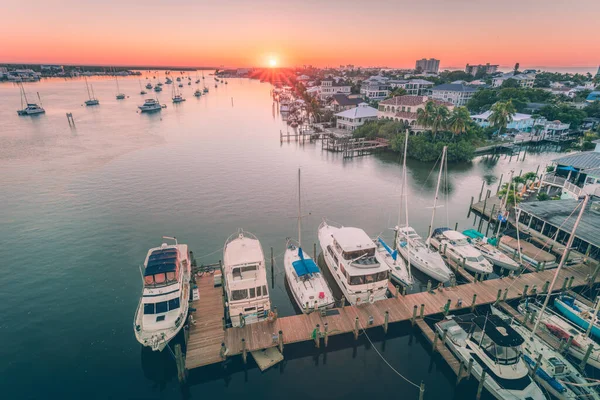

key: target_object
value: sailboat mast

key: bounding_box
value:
[22,83,30,105]
[586,296,600,338]
[531,194,589,336]
[85,78,92,99]
[496,170,514,238]
[427,146,447,244]
[298,168,302,247]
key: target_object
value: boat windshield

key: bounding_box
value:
[467,256,485,263]
[230,285,268,301]
[348,271,388,285]
[451,238,469,246]
[342,248,375,260]
[144,271,178,286]
[472,329,521,365]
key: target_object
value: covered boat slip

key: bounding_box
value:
[185,261,599,371]
[499,236,556,266]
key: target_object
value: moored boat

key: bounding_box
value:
[17,83,45,115]
[138,98,163,112]
[429,228,493,275]
[133,237,191,352]
[554,295,600,340]
[223,230,271,327]
[318,220,389,305]
[463,229,520,270]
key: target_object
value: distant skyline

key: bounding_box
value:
[1,0,599,70]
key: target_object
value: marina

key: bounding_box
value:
[3,74,600,400]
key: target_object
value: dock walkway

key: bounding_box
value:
[185,263,597,370]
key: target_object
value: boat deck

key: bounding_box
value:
[185,263,597,370]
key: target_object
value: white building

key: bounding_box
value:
[492,73,536,88]
[377,95,454,130]
[415,58,440,74]
[471,111,539,132]
[320,78,351,101]
[465,63,498,76]
[429,83,476,106]
[335,103,378,131]
[360,76,391,99]
[389,79,434,95]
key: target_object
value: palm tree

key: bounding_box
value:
[447,107,471,136]
[385,87,407,99]
[489,100,516,136]
[416,101,435,130]
[429,103,449,139]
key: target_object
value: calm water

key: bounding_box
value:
[0,74,568,399]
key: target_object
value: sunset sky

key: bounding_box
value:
[2,0,599,69]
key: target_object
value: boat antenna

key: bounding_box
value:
[531,194,589,337]
[426,146,447,248]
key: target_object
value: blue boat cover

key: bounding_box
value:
[292,247,320,277]
[378,238,398,260]
[145,249,178,276]
[432,227,450,236]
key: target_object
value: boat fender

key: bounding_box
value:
[369,294,375,304]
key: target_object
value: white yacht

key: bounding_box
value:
[172,85,185,103]
[284,169,335,312]
[430,228,493,275]
[223,230,271,327]
[138,99,163,112]
[146,83,153,89]
[318,220,389,305]
[165,77,173,84]
[462,229,520,270]
[133,237,190,352]
[154,85,163,92]
[518,300,600,370]
[436,314,545,400]
[398,146,453,282]
[203,87,209,93]
[194,88,202,97]
[16,83,45,115]
[492,306,600,400]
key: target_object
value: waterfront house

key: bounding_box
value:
[377,95,454,130]
[319,78,351,101]
[329,94,364,112]
[360,76,391,100]
[492,73,535,88]
[429,83,476,106]
[335,103,378,131]
[471,111,538,132]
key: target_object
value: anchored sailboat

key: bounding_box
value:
[284,169,335,313]
[115,76,125,100]
[84,77,99,106]
[17,83,45,115]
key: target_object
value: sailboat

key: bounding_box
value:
[462,229,520,270]
[172,84,186,103]
[84,78,100,106]
[518,299,600,370]
[491,195,600,400]
[554,295,600,340]
[115,77,125,99]
[375,132,412,287]
[284,169,335,313]
[139,80,147,95]
[17,83,45,115]
[396,143,453,283]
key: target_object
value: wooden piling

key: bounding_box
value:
[581,343,594,369]
[420,304,425,319]
[324,323,329,347]
[411,305,418,325]
[471,294,477,312]
[175,344,187,383]
[278,330,284,353]
[384,311,389,334]
[313,243,317,260]
[531,353,542,377]
[354,317,359,340]
[314,324,320,348]
[241,338,247,364]
[476,371,486,400]
[478,180,485,202]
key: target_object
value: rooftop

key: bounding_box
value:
[331,94,363,107]
[224,235,264,267]
[471,110,534,122]
[431,83,476,93]
[332,227,376,252]
[517,199,600,248]
[335,103,378,119]
[380,95,427,106]
[553,151,600,170]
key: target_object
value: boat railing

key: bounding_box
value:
[224,228,260,248]
[542,173,566,186]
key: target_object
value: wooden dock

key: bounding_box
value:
[321,136,389,158]
[184,262,598,372]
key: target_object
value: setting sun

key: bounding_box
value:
[269,58,277,67]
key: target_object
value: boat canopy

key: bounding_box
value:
[292,247,320,277]
[432,227,450,236]
[474,315,524,347]
[145,249,178,276]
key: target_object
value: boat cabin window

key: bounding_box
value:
[232,264,258,280]
[249,288,256,298]
[451,238,469,246]
[334,240,343,254]
[340,265,347,277]
[348,271,388,285]
[467,256,485,263]
[231,289,249,301]
[343,248,375,260]
[143,298,181,315]
[471,329,520,365]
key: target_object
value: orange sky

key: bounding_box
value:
[1,0,599,69]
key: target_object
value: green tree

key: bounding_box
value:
[429,103,449,139]
[386,87,407,99]
[417,101,435,130]
[447,107,471,136]
[501,78,520,89]
[513,63,520,75]
[488,100,517,135]
[467,89,498,112]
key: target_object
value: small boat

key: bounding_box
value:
[154,85,163,92]
[172,95,185,103]
[284,169,335,313]
[463,229,520,270]
[115,77,126,100]
[554,295,600,340]
[176,77,181,82]
[223,230,271,327]
[318,220,390,305]
[133,237,191,352]
[193,89,202,97]
[146,83,153,89]
[157,82,163,87]
[214,84,217,88]
[195,79,200,84]
[492,305,600,400]
[84,78,100,106]
[436,314,545,400]
[429,228,493,275]
[203,87,209,93]
[17,83,45,115]
[165,77,172,84]
[138,98,163,112]
[518,299,600,370]
[139,80,147,95]
[178,83,183,88]
[187,81,191,86]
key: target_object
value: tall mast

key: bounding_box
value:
[427,146,447,246]
[402,133,412,279]
[298,168,302,247]
[586,296,600,338]
[496,170,514,238]
[531,195,589,336]
[22,83,30,105]
[85,77,92,100]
